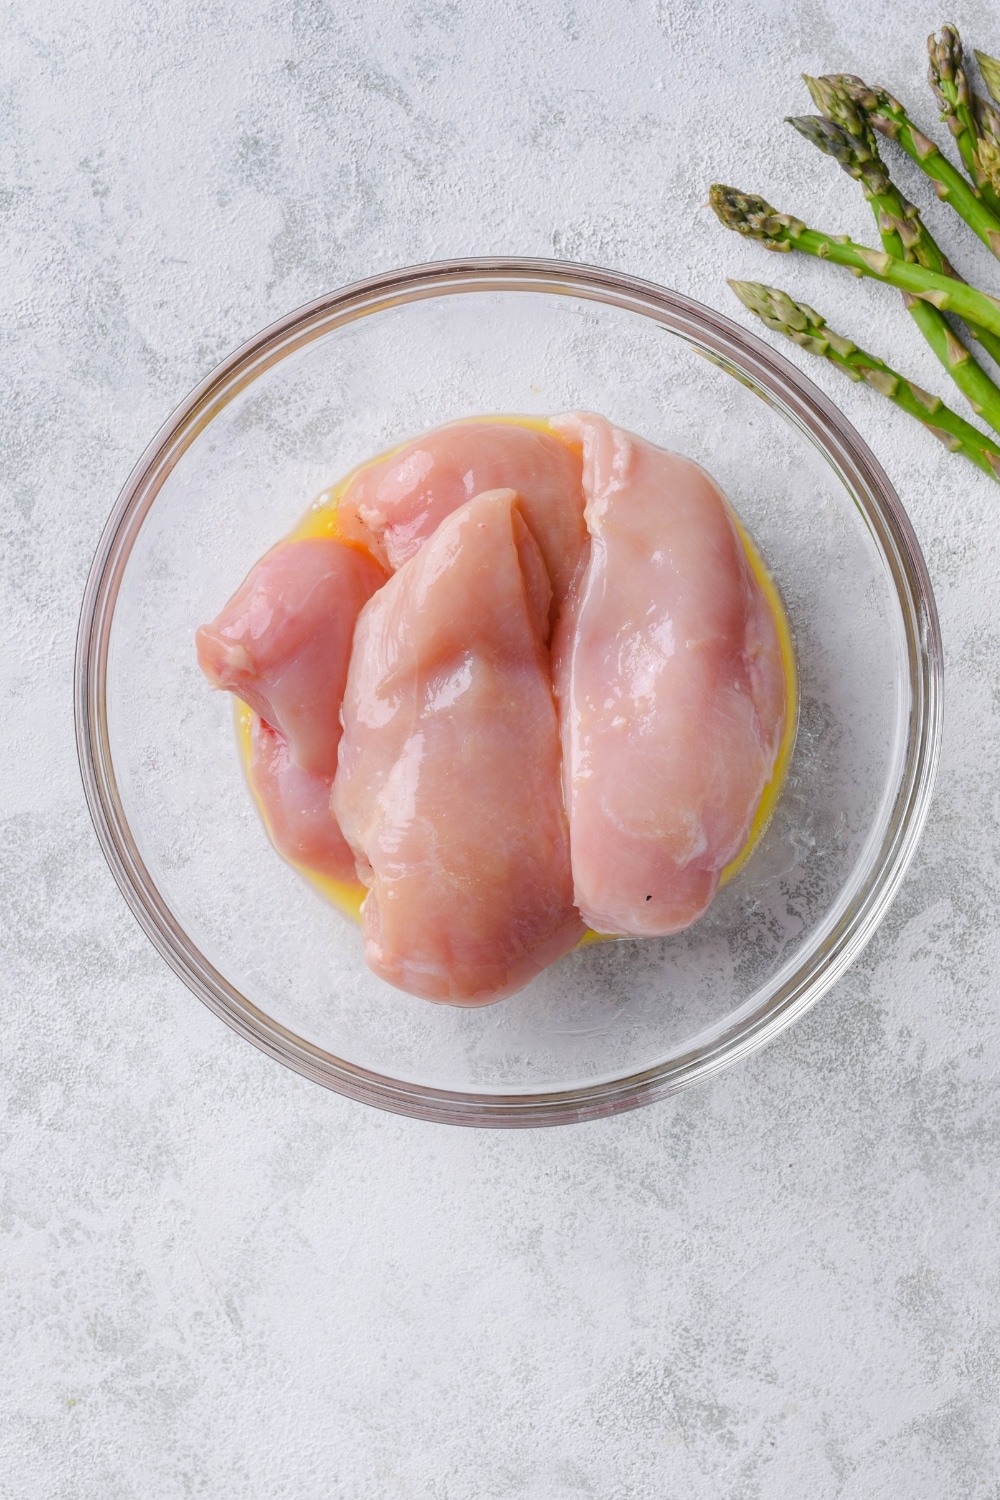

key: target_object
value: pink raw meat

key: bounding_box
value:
[195,537,387,777]
[336,420,588,607]
[248,718,357,882]
[551,412,787,938]
[333,488,584,1004]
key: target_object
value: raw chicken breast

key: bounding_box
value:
[551,412,787,938]
[333,488,584,1004]
[336,420,588,607]
[195,537,387,777]
[249,718,357,882]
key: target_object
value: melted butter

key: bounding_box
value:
[234,416,797,937]
[720,512,799,884]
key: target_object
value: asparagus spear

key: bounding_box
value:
[709,184,1000,338]
[789,113,1000,364]
[788,113,1000,416]
[976,50,1000,107]
[805,72,1000,260]
[927,25,1000,219]
[728,279,1000,481]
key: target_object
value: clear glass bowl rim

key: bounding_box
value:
[74,256,943,1127]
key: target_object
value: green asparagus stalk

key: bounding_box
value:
[788,113,1000,418]
[927,25,1000,219]
[728,279,1000,481]
[975,50,1000,107]
[709,184,1000,338]
[805,72,1000,260]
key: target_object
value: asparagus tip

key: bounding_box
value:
[786,112,838,147]
[928,24,969,114]
[786,111,889,187]
[726,279,824,337]
[976,49,1000,108]
[805,73,882,148]
[709,185,797,248]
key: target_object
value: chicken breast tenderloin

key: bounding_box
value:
[336,420,588,608]
[196,537,387,883]
[551,413,787,938]
[196,537,388,776]
[333,488,584,1004]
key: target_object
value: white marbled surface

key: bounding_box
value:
[3,1,1000,1494]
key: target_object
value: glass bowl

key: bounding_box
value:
[75,258,942,1127]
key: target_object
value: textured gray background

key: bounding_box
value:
[3,1,1000,1495]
